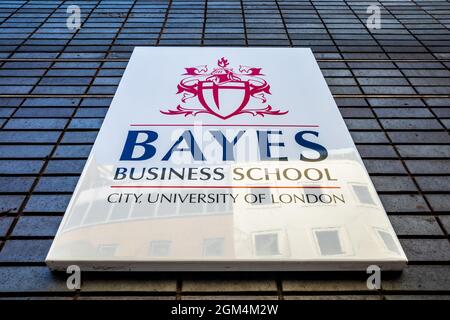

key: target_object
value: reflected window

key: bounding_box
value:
[203,237,225,256]
[149,240,171,257]
[352,184,375,205]
[315,229,344,256]
[96,244,118,257]
[377,230,401,255]
[254,233,280,256]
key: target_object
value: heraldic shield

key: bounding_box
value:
[161,57,288,119]
[197,81,250,120]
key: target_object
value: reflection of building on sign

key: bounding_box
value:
[46,47,407,271]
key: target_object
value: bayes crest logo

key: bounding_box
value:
[161,57,288,120]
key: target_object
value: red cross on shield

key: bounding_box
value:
[197,81,251,120]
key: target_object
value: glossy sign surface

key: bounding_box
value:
[46,48,407,271]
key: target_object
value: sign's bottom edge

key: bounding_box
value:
[46,260,408,272]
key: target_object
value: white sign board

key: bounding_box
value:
[46,47,407,271]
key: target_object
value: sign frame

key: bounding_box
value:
[46,47,408,272]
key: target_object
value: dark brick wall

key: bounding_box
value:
[0,0,449,299]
